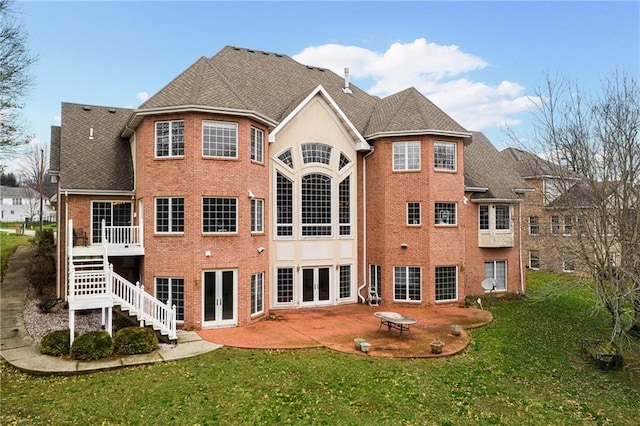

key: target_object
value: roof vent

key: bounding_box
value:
[89,127,94,140]
[108,108,116,113]
[83,105,91,111]
[342,67,352,94]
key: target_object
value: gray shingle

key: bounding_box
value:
[59,103,134,191]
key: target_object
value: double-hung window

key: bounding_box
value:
[435,266,457,301]
[251,272,264,315]
[251,198,264,233]
[435,202,457,225]
[393,141,420,171]
[202,197,237,233]
[155,121,184,157]
[563,216,573,236]
[155,277,184,321]
[484,260,507,291]
[434,142,456,171]
[529,251,540,269]
[551,215,560,235]
[407,202,421,225]
[155,197,184,233]
[529,216,539,235]
[251,127,264,163]
[393,266,421,301]
[203,121,237,158]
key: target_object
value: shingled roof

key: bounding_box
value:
[464,132,530,200]
[49,125,61,173]
[134,46,469,139]
[499,147,577,179]
[59,103,134,192]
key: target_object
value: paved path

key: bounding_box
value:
[0,246,222,376]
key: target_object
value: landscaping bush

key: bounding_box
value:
[39,329,74,356]
[24,254,56,295]
[113,326,158,355]
[70,331,114,360]
[37,295,60,313]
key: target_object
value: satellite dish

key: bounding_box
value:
[481,278,498,292]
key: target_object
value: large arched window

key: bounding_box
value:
[301,173,332,236]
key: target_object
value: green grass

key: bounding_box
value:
[0,232,32,279]
[1,269,639,425]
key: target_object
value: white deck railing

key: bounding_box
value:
[104,225,142,246]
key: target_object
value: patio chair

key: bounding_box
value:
[73,228,88,246]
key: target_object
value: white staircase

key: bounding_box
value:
[67,219,177,345]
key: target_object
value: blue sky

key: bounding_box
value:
[8,1,640,171]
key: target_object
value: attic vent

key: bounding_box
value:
[342,67,352,94]
[262,51,269,55]
[275,54,283,57]
[232,47,240,50]
[108,108,116,113]
[89,127,94,140]
[83,106,91,111]
[247,49,255,53]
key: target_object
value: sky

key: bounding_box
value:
[6,0,640,172]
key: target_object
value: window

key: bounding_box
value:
[301,173,332,236]
[251,127,264,163]
[339,176,351,236]
[370,264,382,299]
[251,273,264,315]
[276,172,293,237]
[562,252,575,273]
[479,205,489,230]
[202,121,237,158]
[301,143,332,165]
[202,197,237,233]
[155,121,184,157]
[276,267,294,304]
[576,216,587,236]
[92,201,132,243]
[544,179,561,205]
[393,266,421,301]
[529,216,539,235]
[407,202,421,225]
[434,141,456,171]
[435,266,457,301]
[251,199,264,233]
[277,149,294,169]
[563,216,573,236]
[393,141,420,171]
[155,197,184,233]
[529,251,540,269]
[339,152,351,170]
[155,278,184,321]
[551,215,560,235]
[435,202,457,225]
[609,251,617,267]
[485,260,507,291]
[339,265,351,299]
[495,205,511,230]
[12,198,22,205]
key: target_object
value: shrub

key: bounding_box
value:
[24,253,55,295]
[39,329,74,356]
[37,295,60,313]
[113,326,158,355]
[70,331,114,360]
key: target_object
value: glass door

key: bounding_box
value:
[301,266,332,306]
[203,269,237,327]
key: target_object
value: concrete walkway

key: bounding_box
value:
[0,246,222,376]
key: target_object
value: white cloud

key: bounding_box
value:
[136,91,149,103]
[293,38,536,133]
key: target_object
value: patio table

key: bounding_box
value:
[374,311,417,338]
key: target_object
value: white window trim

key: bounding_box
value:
[202,120,238,159]
[485,260,508,292]
[251,198,264,234]
[435,202,457,226]
[529,251,540,270]
[155,120,184,158]
[393,266,422,303]
[154,197,184,234]
[434,265,458,303]
[251,127,264,164]
[202,197,238,234]
[250,272,265,316]
[392,141,421,171]
[407,202,421,226]
[434,141,457,172]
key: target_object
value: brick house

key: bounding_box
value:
[49,46,528,334]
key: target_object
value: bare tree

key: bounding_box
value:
[0,0,37,157]
[525,71,640,344]
[18,143,47,230]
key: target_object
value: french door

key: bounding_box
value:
[203,269,237,327]
[301,266,331,306]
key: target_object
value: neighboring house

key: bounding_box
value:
[50,46,528,335]
[0,185,56,223]
[499,147,614,275]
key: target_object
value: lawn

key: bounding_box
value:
[1,266,639,424]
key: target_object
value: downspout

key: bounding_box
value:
[359,147,375,303]
[62,190,68,299]
[518,202,525,294]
